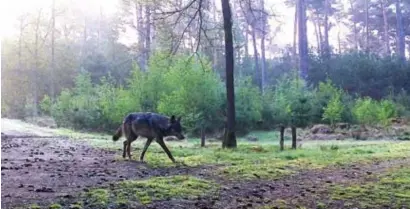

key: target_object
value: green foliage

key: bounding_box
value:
[51,72,102,129]
[353,97,379,125]
[40,95,52,115]
[331,167,410,208]
[265,72,313,128]
[234,77,263,132]
[157,55,224,134]
[83,176,217,207]
[96,76,139,129]
[377,99,397,127]
[353,97,399,126]
[322,90,344,127]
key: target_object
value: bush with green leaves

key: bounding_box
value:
[322,90,344,127]
[96,76,139,130]
[352,97,379,126]
[157,55,224,134]
[377,99,397,127]
[311,79,353,124]
[40,95,52,115]
[51,72,102,129]
[265,72,313,128]
[233,77,263,133]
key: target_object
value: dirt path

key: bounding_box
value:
[1,120,212,209]
[148,158,410,209]
[2,119,410,209]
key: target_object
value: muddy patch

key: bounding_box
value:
[0,135,213,208]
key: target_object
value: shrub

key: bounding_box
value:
[322,90,344,127]
[157,55,224,134]
[40,95,52,115]
[377,99,397,127]
[353,97,378,126]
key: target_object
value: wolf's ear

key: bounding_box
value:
[170,115,176,123]
[177,116,181,122]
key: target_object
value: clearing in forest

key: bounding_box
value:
[1,118,410,209]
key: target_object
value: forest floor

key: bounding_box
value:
[2,118,410,209]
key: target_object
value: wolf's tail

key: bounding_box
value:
[112,124,123,142]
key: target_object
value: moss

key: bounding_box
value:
[84,175,217,207]
[48,204,62,209]
[68,203,83,209]
[330,167,410,208]
[316,202,326,209]
[84,188,109,207]
[30,204,41,209]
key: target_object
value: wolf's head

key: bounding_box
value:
[168,115,185,140]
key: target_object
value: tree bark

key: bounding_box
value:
[280,126,285,151]
[293,5,298,59]
[396,0,405,61]
[291,126,297,149]
[313,18,321,54]
[298,0,308,79]
[365,0,369,52]
[200,126,206,147]
[349,0,359,50]
[145,5,151,69]
[245,25,249,58]
[251,28,260,90]
[260,0,266,94]
[221,0,237,149]
[136,3,146,71]
[50,0,56,99]
[381,0,390,55]
[324,0,330,58]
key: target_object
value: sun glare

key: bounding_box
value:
[0,0,120,38]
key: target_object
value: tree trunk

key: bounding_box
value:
[365,0,369,53]
[32,10,42,117]
[291,126,297,149]
[381,0,390,55]
[221,0,237,149]
[136,3,146,71]
[293,5,298,59]
[349,0,359,50]
[337,26,342,53]
[298,0,308,79]
[313,18,321,54]
[251,28,260,90]
[323,0,330,58]
[245,25,249,58]
[50,0,56,99]
[145,5,151,69]
[201,126,206,147]
[396,0,405,61]
[280,126,285,151]
[260,0,266,94]
[317,15,323,55]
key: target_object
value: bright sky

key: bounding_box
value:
[0,0,347,51]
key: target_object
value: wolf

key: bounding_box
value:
[112,112,185,163]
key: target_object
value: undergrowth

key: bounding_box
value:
[83,175,217,207]
[331,167,410,208]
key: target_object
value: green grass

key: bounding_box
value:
[83,175,217,207]
[331,167,410,208]
[54,128,410,180]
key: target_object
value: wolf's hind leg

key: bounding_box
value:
[156,137,176,163]
[122,140,128,158]
[127,137,137,160]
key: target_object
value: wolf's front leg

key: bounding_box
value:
[156,137,176,163]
